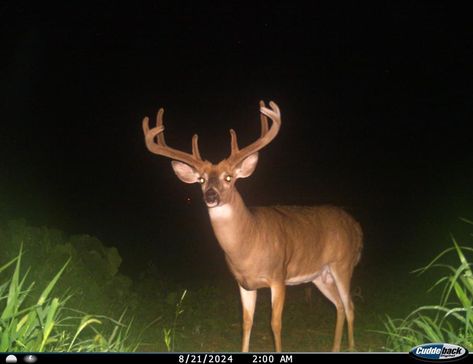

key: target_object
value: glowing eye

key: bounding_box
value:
[198,177,205,184]
[225,175,232,182]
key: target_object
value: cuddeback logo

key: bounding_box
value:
[410,343,469,361]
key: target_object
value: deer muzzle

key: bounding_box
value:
[204,188,220,207]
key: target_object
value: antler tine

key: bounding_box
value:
[229,129,239,154]
[156,108,167,146]
[227,101,281,167]
[142,115,165,147]
[192,134,202,160]
[259,100,269,136]
[142,107,205,168]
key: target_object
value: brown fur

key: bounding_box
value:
[206,188,363,352]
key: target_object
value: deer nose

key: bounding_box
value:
[204,188,220,205]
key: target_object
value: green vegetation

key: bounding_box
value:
[0,247,137,351]
[381,219,473,351]
[0,219,177,352]
[163,290,187,352]
[0,216,471,352]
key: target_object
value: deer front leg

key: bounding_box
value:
[270,283,286,352]
[239,285,257,352]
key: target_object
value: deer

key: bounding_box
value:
[142,101,363,352]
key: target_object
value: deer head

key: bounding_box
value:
[142,101,281,208]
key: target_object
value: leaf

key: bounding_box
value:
[37,259,70,306]
[39,297,60,351]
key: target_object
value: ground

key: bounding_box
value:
[140,260,436,352]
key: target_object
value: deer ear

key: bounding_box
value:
[171,161,200,184]
[235,153,259,179]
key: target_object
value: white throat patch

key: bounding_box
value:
[208,204,233,220]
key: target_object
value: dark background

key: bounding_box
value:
[1,2,472,279]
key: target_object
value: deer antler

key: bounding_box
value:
[142,108,205,168]
[227,100,281,167]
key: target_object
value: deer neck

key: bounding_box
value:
[207,189,255,256]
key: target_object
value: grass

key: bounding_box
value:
[157,278,397,352]
[2,217,472,352]
[0,245,139,352]
[163,289,187,351]
[0,249,420,352]
[380,219,473,351]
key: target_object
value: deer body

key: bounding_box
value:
[142,101,363,352]
[211,201,362,291]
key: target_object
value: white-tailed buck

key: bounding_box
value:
[142,101,363,352]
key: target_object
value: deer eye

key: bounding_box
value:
[224,175,232,182]
[198,177,205,184]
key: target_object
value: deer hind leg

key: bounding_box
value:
[270,283,286,352]
[329,262,356,351]
[312,270,345,352]
[239,285,257,352]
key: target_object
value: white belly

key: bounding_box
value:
[285,271,321,285]
[285,265,332,286]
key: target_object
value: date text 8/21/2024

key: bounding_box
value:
[178,354,294,363]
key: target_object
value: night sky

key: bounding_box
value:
[1,2,472,278]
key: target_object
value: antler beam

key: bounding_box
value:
[227,100,281,167]
[142,108,205,168]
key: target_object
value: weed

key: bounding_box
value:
[380,219,473,351]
